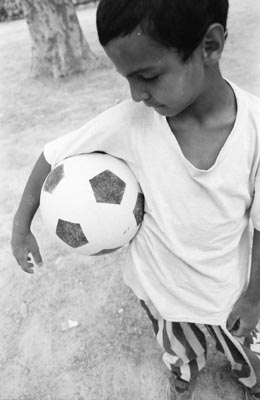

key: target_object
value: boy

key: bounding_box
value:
[11,0,260,399]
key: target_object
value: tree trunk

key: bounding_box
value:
[21,0,96,78]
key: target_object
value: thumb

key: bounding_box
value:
[31,249,43,266]
[231,322,244,337]
[226,312,240,332]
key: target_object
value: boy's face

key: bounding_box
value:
[105,28,206,118]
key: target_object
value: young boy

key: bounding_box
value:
[11,0,260,399]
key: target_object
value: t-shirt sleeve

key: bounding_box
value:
[248,95,260,231]
[44,100,137,168]
[250,171,260,231]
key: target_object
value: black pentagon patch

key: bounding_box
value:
[133,193,144,226]
[89,170,126,204]
[44,164,64,194]
[56,219,88,248]
[92,247,121,256]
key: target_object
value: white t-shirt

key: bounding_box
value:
[44,82,260,325]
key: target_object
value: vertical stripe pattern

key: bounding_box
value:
[140,301,260,388]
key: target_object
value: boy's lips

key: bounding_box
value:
[144,100,162,108]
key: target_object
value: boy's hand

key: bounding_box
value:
[11,231,43,274]
[227,294,260,337]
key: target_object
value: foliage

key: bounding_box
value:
[0,0,23,21]
[0,0,98,22]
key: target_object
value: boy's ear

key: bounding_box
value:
[201,23,226,65]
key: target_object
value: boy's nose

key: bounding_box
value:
[129,80,150,103]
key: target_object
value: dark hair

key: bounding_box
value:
[97,0,229,61]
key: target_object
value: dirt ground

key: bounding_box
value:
[1,2,260,399]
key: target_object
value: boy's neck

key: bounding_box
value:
[168,68,236,132]
[166,68,237,170]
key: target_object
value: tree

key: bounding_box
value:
[21,0,96,78]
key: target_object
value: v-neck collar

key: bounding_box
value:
[158,80,242,174]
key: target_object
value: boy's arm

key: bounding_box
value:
[11,152,51,274]
[227,228,260,336]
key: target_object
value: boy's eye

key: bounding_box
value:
[140,74,159,82]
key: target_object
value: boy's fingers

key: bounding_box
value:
[31,249,43,266]
[19,258,34,274]
[226,313,239,331]
[12,234,41,272]
[231,320,251,337]
[15,251,34,274]
[232,327,244,337]
[14,253,27,269]
[226,315,234,330]
[23,266,34,274]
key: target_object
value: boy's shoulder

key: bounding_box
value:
[229,81,260,139]
[243,88,260,110]
[99,98,155,127]
[232,81,260,114]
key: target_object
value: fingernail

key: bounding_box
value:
[38,262,43,267]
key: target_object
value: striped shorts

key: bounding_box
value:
[141,300,260,389]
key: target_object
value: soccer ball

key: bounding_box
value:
[40,153,144,255]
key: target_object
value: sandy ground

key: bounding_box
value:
[1,1,260,399]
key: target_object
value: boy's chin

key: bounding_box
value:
[152,105,176,117]
[143,101,178,117]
